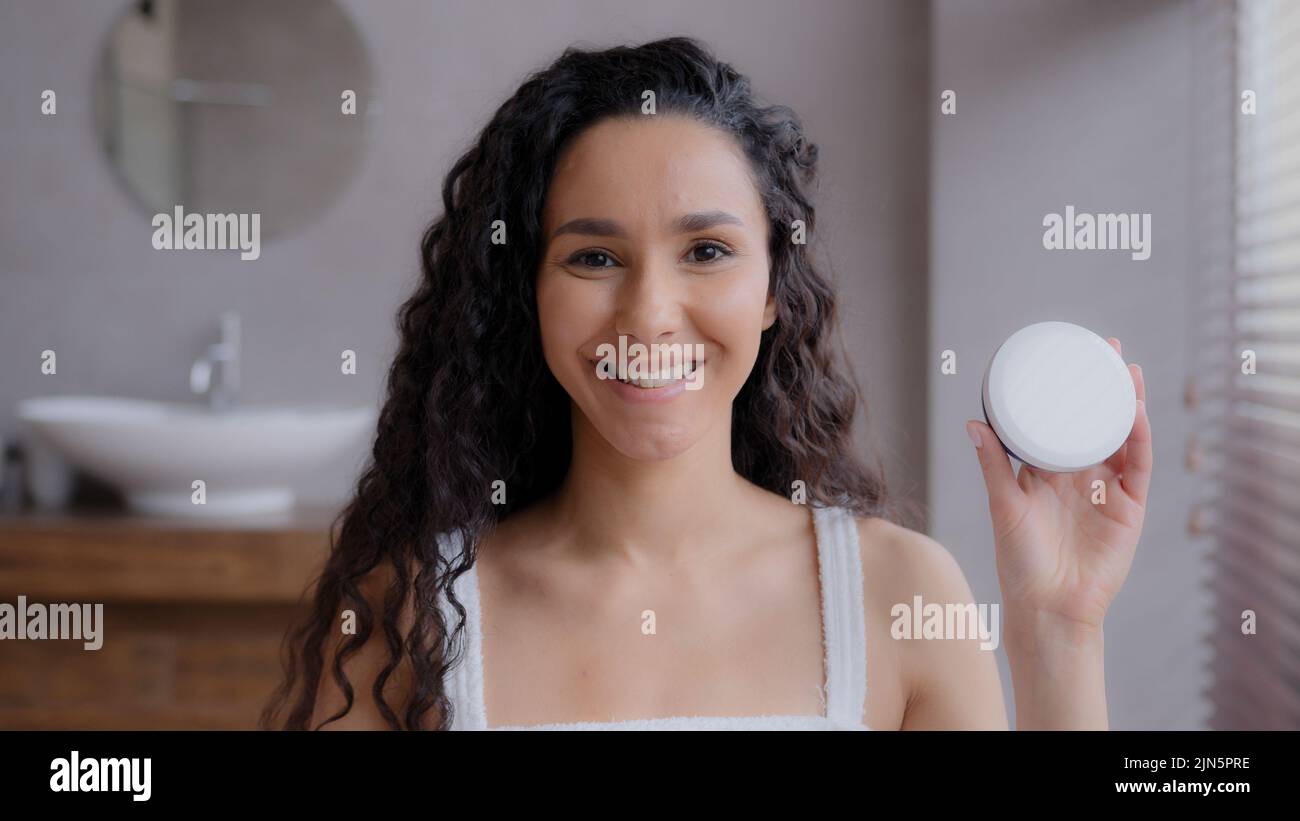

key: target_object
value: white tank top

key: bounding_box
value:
[436,504,870,730]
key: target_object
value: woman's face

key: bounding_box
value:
[536,114,776,462]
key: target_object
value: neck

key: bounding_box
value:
[548,406,752,566]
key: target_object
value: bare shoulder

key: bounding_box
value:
[308,558,420,730]
[852,515,974,602]
[849,514,1008,729]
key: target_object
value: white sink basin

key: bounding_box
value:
[18,395,376,517]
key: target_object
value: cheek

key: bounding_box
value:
[697,270,771,363]
[536,272,605,369]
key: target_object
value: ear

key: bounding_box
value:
[761,290,778,331]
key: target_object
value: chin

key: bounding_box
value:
[601,420,701,461]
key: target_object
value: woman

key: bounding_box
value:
[263,37,1151,730]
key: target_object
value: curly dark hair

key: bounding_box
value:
[262,35,903,731]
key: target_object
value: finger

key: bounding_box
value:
[967,420,1024,520]
[1099,352,1139,476]
[1107,337,1122,358]
[1103,441,1127,476]
[1120,398,1152,503]
[1130,362,1145,403]
[1017,463,1036,493]
[1018,463,1056,492]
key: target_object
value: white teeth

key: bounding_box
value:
[621,377,673,388]
[611,359,703,388]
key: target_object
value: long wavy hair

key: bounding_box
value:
[262,36,906,731]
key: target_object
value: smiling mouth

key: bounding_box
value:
[591,358,706,389]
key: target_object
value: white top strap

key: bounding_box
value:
[435,530,489,730]
[437,504,868,730]
[812,505,868,727]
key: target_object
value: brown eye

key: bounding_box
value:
[569,250,617,268]
[688,242,731,264]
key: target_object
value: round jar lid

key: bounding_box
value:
[980,321,1136,473]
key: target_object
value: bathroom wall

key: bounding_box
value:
[0,0,930,509]
[927,0,1211,729]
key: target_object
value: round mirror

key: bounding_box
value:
[93,0,375,241]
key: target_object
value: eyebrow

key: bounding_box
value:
[550,210,744,239]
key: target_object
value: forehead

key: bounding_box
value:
[542,115,766,231]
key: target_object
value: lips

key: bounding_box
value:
[608,358,704,388]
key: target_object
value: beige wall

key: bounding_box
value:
[0,0,930,511]
[928,0,1210,729]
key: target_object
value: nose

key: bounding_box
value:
[612,259,683,345]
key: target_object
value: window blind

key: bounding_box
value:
[1189,0,1300,730]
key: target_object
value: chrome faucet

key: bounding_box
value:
[190,311,241,411]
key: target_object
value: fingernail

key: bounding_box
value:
[966,421,983,449]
